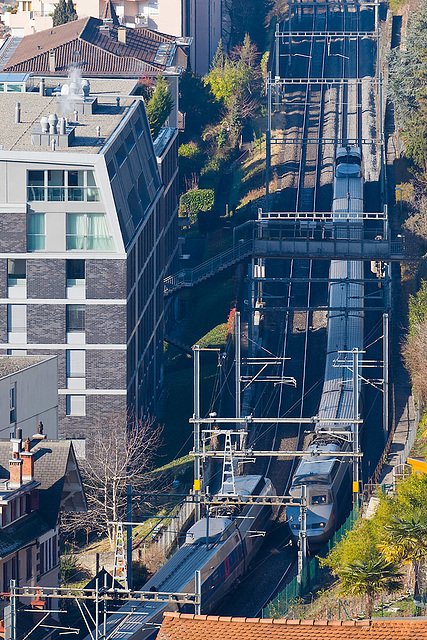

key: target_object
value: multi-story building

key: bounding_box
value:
[0,74,179,437]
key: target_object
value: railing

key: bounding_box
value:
[27,186,101,203]
[66,234,114,251]
[164,239,254,294]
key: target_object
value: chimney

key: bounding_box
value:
[118,26,126,44]
[9,451,22,489]
[21,437,35,483]
[49,50,56,73]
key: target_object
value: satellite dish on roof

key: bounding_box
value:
[61,84,69,96]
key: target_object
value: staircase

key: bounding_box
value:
[164,238,254,295]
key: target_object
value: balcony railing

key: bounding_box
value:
[27,186,101,202]
[66,234,114,251]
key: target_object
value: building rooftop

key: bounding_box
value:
[0,355,54,379]
[0,438,86,556]
[2,14,180,76]
[0,77,139,154]
[158,614,427,640]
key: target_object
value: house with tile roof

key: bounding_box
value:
[158,613,427,640]
[0,433,86,593]
[2,14,187,77]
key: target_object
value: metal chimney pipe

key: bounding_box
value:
[51,138,56,152]
[39,77,45,96]
[15,102,21,124]
[96,125,101,137]
[59,117,66,135]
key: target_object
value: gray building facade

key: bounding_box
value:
[0,76,179,437]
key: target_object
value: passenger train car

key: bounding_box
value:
[287,146,364,548]
[103,475,275,640]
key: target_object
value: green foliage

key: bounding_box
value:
[200,156,224,190]
[322,518,382,572]
[66,0,77,20]
[146,76,174,140]
[52,0,76,26]
[60,555,77,583]
[388,0,427,174]
[338,557,402,618]
[179,70,220,139]
[179,189,215,223]
[204,35,261,146]
[408,280,427,334]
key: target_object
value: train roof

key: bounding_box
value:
[102,542,221,640]
[292,443,341,485]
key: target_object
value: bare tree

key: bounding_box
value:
[61,412,162,547]
[402,319,427,404]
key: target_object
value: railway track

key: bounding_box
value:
[217,0,379,617]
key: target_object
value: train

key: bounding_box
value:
[286,146,364,548]
[103,475,275,640]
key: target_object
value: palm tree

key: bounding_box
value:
[338,556,403,619]
[381,516,427,594]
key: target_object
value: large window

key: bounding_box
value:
[66,305,85,332]
[27,170,100,202]
[67,213,113,251]
[27,213,45,251]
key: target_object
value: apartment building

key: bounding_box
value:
[0,74,179,437]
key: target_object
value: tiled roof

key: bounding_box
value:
[158,614,427,640]
[3,17,177,76]
[100,0,120,26]
[0,439,83,530]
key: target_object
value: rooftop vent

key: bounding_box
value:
[31,114,75,148]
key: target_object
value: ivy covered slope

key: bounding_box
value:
[388,0,427,176]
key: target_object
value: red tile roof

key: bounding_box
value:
[3,17,178,76]
[158,613,427,640]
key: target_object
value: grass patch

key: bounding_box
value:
[409,411,427,458]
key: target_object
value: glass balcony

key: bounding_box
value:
[27,186,101,202]
[66,235,114,251]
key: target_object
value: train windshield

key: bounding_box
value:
[336,156,361,166]
[311,494,328,505]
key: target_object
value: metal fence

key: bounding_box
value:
[263,507,359,619]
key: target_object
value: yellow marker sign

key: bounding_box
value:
[353,481,359,493]
[194,479,201,491]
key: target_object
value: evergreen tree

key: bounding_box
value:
[52,0,76,25]
[52,0,68,26]
[66,0,77,21]
[146,76,174,140]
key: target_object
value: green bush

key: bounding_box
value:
[179,189,215,224]
[199,156,224,190]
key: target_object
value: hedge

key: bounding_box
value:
[179,189,215,223]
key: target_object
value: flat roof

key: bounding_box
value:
[0,355,54,379]
[0,77,139,154]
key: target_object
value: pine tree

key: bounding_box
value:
[66,0,77,21]
[146,76,174,140]
[52,0,68,26]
